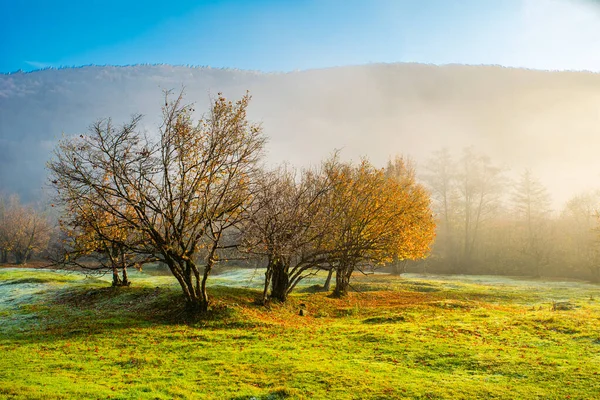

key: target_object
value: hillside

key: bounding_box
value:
[1,63,600,203]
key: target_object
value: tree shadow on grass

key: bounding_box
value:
[1,283,273,344]
[297,284,328,294]
[362,315,407,324]
[230,388,294,400]
[1,277,64,285]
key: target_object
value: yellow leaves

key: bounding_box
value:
[325,156,436,263]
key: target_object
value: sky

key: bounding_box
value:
[1,0,600,73]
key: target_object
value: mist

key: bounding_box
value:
[1,63,600,208]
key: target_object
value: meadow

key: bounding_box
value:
[1,267,599,399]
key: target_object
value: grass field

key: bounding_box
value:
[1,267,599,399]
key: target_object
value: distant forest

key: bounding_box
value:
[407,147,600,282]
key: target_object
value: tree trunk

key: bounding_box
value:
[199,277,210,313]
[14,251,27,265]
[121,266,130,286]
[185,297,208,314]
[323,268,334,291]
[262,267,273,305]
[332,266,353,297]
[270,259,289,302]
[1,249,8,264]
[391,260,407,275]
[198,259,212,314]
[167,257,209,315]
[119,250,130,286]
[112,266,123,286]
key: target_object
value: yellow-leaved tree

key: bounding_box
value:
[324,156,435,297]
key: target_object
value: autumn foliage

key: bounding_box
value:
[323,156,435,296]
[49,90,265,313]
[48,90,435,311]
[241,155,435,302]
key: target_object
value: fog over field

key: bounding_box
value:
[1,63,600,205]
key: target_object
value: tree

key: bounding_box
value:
[560,191,600,281]
[12,207,51,265]
[512,169,553,277]
[0,195,51,264]
[48,90,265,313]
[242,155,435,301]
[385,156,432,275]
[325,157,435,297]
[0,196,12,263]
[241,165,332,303]
[455,148,504,269]
[54,194,147,286]
[422,148,459,267]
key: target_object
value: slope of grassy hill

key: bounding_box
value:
[1,267,599,399]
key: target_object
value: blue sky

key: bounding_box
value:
[1,0,599,73]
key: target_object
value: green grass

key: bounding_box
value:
[1,268,599,399]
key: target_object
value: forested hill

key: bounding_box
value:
[1,63,600,203]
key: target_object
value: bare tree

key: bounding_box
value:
[52,195,149,286]
[512,169,553,277]
[422,148,459,267]
[0,195,51,264]
[560,191,600,281]
[0,195,12,263]
[241,165,332,303]
[455,148,504,268]
[48,90,265,313]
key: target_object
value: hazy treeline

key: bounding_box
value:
[0,195,53,264]
[418,148,600,282]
